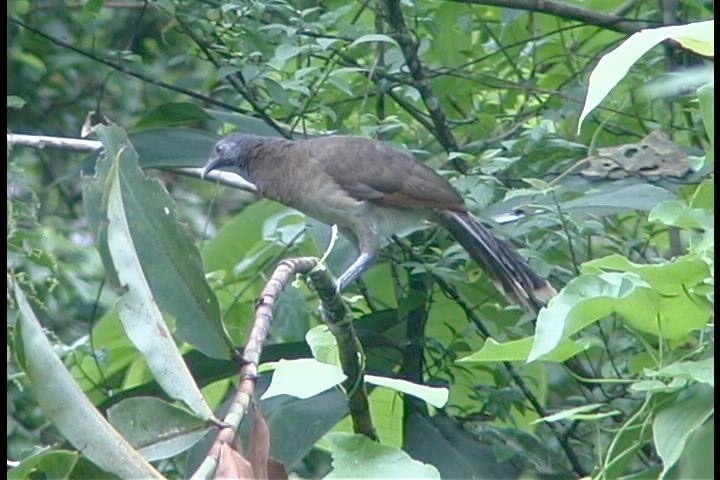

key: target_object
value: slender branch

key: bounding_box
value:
[380,0,466,171]
[308,268,378,440]
[444,0,655,34]
[7,133,258,193]
[10,19,255,117]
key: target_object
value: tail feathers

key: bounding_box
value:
[436,210,556,314]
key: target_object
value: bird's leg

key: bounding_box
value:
[336,251,378,293]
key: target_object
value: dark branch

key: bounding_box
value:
[443,0,655,34]
[380,0,467,172]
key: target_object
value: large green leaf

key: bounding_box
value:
[95,125,233,360]
[579,20,714,131]
[13,284,163,479]
[325,432,440,479]
[653,385,714,479]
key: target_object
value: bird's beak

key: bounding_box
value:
[201,155,226,181]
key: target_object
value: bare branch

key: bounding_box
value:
[7,132,258,193]
[443,0,654,34]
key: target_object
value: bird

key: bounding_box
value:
[202,133,556,313]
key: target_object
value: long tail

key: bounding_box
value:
[435,210,556,314]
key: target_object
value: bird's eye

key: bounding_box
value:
[214,144,225,155]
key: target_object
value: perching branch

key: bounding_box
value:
[6,133,258,193]
[307,267,379,441]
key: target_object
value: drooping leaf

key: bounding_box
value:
[97,125,233,360]
[13,284,163,479]
[579,20,714,131]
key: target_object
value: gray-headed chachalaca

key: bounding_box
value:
[202,134,555,313]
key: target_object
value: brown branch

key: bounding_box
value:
[380,0,467,172]
[307,267,379,441]
[444,0,655,34]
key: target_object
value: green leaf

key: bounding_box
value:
[582,254,711,293]
[529,260,711,362]
[529,273,645,362]
[12,284,163,479]
[261,358,346,400]
[697,82,714,152]
[104,143,219,417]
[98,125,233,360]
[83,0,104,15]
[654,385,714,479]
[306,325,341,366]
[325,432,440,479]
[350,34,399,48]
[403,413,522,479]
[458,336,600,363]
[107,397,211,461]
[8,450,79,480]
[132,102,211,130]
[649,199,713,230]
[7,95,26,108]
[130,128,219,169]
[532,403,620,424]
[202,201,294,274]
[277,44,303,60]
[644,358,714,387]
[578,20,714,132]
[364,375,449,408]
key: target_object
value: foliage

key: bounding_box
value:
[7,0,713,479]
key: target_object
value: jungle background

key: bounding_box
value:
[7,0,714,479]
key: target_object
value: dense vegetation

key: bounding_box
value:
[8,1,713,479]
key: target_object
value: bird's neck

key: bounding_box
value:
[246,138,301,204]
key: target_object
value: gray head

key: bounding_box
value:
[202,133,263,181]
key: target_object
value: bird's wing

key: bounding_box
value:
[309,136,465,211]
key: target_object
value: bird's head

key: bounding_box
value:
[202,133,260,181]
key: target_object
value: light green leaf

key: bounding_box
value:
[654,385,714,479]
[350,34,399,48]
[365,375,449,408]
[306,325,341,366]
[532,403,620,424]
[261,358,347,400]
[325,432,440,479]
[8,450,79,480]
[107,397,211,461]
[106,150,216,419]
[274,44,303,62]
[649,199,713,230]
[644,358,714,387]
[13,285,163,479]
[132,102,210,130]
[458,336,600,363]
[7,95,25,108]
[578,20,714,132]
[698,82,714,149]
